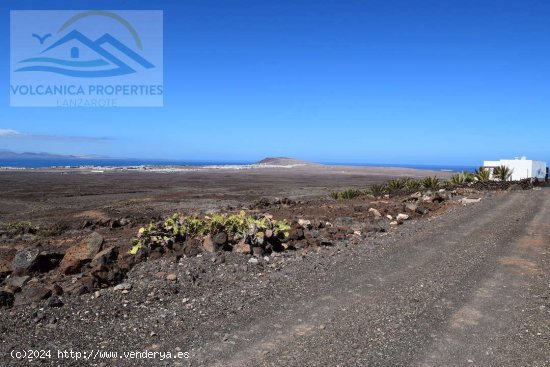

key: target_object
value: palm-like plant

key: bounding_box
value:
[385,178,406,193]
[449,173,464,185]
[422,176,440,189]
[493,165,513,181]
[330,189,364,200]
[404,178,422,192]
[463,171,476,183]
[449,171,476,184]
[474,166,491,182]
[368,184,386,198]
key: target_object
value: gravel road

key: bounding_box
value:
[189,189,549,367]
[1,189,548,367]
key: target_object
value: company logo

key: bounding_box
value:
[10,10,163,107]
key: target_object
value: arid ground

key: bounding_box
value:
[0,164,449,224]
[0,165,548,366]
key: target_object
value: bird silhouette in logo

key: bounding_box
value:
[32,33,52,44]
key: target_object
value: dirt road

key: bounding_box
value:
[188,189,549,367]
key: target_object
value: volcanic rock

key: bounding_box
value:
[12,247,40,274]
[46,295,63,307]
[416,207,429,215]
[86,232,104,254]
[183,239,202,257]
[6,275,30,290]
[114,283,132,291]
[233,241,251,254]
[60,232,104,274]
[202,236,221,253]
[91,246,118,266]
[368,208,382,218]
[212,232,228,246]
[15,283,51,305]
[404,203,418,212]
[396,213,409,221]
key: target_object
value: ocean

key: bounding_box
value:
[0,157,477,172]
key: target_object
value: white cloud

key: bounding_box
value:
[0,129,23,137]
[0,128,112,141]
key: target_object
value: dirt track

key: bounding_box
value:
[179,189,549,367]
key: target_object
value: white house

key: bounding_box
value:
[483,157,547,181]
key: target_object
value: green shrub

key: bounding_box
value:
[448,171,476,185]
[475,166,491,181]
[493,165,513,181]
[6,221,37,235]
[404,178,422,192]
[422,176,440,189]
[385,178,406,193]
[367,184,386,198]
[330,189,364,200]
[130,211,291,254]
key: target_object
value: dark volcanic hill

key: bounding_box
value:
[0,150,105,160]
[256,157,316,166]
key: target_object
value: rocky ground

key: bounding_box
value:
[0,167,547,366]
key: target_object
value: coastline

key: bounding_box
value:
[0,162,474,173]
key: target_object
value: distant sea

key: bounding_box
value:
[0,158,249,169]
[0,157,477,172]
[323,162,478,173]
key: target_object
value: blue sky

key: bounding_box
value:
[1,0,549,165]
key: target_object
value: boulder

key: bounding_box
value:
[114,282,132,291]
[86,232,104,255]
[212,232,228,246]
[396,213,409,221]
[298,219,312,229]
[404,203,418,212]
[233,241,251,254]
[14,284,51,306]
[119,218,131,226]
[59,246,91,275]
[46,295,63,308]
[410,191,422,198]
[12,247,40,274]
[201,236,221,253]
[415,207,430,215]
[252,247,265,257]
[183,239,202,257]
[63,277,95,296]
[91,246,118,266]
[289,227,304,240]
[364,220,389,233]
[368,208,382,218]
[431,193,448,203]
[6,275,30,290]
[60,232,104,275]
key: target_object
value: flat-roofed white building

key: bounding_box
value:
[483,157,547,181]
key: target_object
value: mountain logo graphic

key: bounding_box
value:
[15,11,154,78]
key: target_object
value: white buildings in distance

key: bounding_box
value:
[483,157,547,181]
